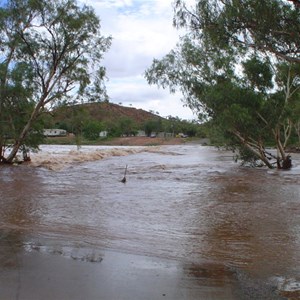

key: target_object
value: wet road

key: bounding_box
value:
[0,144,300,299]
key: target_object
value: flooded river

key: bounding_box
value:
[1,144,300,299]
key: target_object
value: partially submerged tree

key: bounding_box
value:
[0,0,111,163]
[145,0,300,168]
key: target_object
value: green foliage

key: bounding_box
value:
[82,120,103,140]
[69,106,89,135]
[105,121,122,138]
[145,0,300,168]
[236,146,262,168]
[242,56,273,92]
[118,117,137,137]
[176,119,199,137]
[0,0,111,162]
[161,116,201,137]
[144,118,162,136]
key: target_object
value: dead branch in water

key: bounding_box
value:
[121,165,128,183]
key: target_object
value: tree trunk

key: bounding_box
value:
[6,123,32,163]
[5,100,43,163]
[233,130,274,169]
[273,127,291,169]
[0,144,4,162]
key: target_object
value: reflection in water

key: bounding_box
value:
[184,261,233,286]
[0,166,44,227]
[1,145,300,298]
[0,165,44,292]
[0,230,22,269]
[203,169,300,278]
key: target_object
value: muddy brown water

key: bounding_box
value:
[0,145,300,299]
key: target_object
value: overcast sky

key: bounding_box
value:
[81,0,196,120]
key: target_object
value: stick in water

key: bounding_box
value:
[121,165,127,183]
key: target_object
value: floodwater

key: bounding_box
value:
[1,144,300,299]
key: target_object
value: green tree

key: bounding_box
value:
[145,0,300,169]
[118,117,137,137]
[82,120,103,140]
[0,0,111,163]
[179,119,200,137]
[144,118,162,137]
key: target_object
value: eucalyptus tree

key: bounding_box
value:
[0,0,111,163]
[145,0,300,168]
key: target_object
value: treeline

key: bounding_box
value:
[43,103,205,140]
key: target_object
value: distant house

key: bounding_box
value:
[99,131,108,138]
[137,130,146,137]
[157,132,174,138]
[43,129,67,137]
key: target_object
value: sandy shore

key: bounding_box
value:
[102,136,187,146]
[44,135,194,147]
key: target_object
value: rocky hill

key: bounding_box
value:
[53,102,161,126]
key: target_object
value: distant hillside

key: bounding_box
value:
[47,101,202,139]
[52,102,162,127]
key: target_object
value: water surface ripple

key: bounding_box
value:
[1,144,300,298]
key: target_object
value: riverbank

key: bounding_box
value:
[43,135,200,146]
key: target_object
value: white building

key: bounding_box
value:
[137,130,146,137]
[43,129,67,137]
[99,131,108,138]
